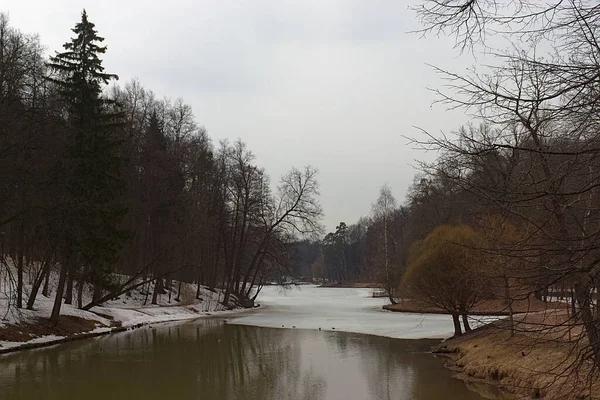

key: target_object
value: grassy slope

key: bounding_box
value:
[434,310,600,399]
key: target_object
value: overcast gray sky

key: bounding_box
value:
[5,0,473,232]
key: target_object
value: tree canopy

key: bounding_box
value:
[403,224,489,335]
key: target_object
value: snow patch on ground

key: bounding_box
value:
[229,285,496,339]
[0,259,247,351]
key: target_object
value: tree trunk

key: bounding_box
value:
[504,275,514,335]
[151,277,162,305]
[222,265,233,306]
[241,251,267,297]
[50,257,69,324]
[27,260,51,310]
[196,277,202,300]
[175,281,182,302]
[559,283,565,301]
[451,314,463,336]
[92,282,102,304]
[462,314,471,332]
[143,281,150,306]
[64,260,74,305]
[77,268,85,309]
[245,264,263,299]
[42,265,50,297]
[575,278,600,369]
[16,219,24,309]
[211,243,222,290]
[387,293,397,305]
[223,277,234,307]
[251,285,262,302]
[223,287,231,307]
[571,286,576,316]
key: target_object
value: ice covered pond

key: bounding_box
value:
[229,285,490,339]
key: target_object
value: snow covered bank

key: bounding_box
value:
[0,278,248,353]
[229,285,496,339]
[0,305,251,353]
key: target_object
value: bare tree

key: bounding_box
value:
[413,0,600,374]
[370,185,409,303]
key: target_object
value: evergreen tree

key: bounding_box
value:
[48,9,118,129]
[47,10,128,322]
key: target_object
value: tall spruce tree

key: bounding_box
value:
[48,10,127,322]
[48,10,118,128]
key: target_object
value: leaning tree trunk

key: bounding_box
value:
[50,256,69,324]
[461,314,471,332]
[451,314,463,336]
[387,293,397,305]
[27,271,44,310]
[27,258,52,310]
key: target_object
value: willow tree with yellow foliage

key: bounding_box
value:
[402,224,489,336]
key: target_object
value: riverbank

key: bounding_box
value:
[384,298,568,316]
[433,309,600,399]
[318,282,381,288]
[0,280,247,354]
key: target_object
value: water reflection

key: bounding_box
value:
[0,319,484,400]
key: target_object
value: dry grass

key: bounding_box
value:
[385,298,568,316]
[0,316,100,342]
[319,282,381,288]
[435,311,600,399]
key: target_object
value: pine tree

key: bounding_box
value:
[48,10,128,322]
[48,9,118,129]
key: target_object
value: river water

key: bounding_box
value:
[0,286,488,400]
